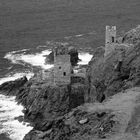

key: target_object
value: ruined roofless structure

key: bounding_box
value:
[54,46,72,85]
[104,26,131,67]
[104,26,117,57]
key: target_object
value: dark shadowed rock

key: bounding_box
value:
[0,76,28,96]
[46,45,79,66]
[15,79,87,131]
[0,133,11,140]
[24,106,115,140]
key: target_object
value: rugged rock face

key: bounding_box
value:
[0,74,88,139]
[24,87,140,140]
[14,78,87,130]
[0,76,28,96]
[24,108,115,140]
[122,25,140,45]
[46,45,79,66]
[86,26,140,102]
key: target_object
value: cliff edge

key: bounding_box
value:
[1,26,140,140]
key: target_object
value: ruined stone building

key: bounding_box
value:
[54,47,72,85]
[104,26,129,59]
[104,26,117,57]
[104,26,132,72]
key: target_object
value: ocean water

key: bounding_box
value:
[0,45,93,140]
[0,46,55,140]
[0,95,33,140]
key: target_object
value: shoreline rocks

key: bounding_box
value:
[0,76,28,96]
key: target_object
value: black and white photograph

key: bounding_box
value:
[0,0,140,140]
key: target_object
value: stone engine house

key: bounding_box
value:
[54,47,72,85]
[105,26,117,56]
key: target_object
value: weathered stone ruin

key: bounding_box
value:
[104,26,132,69]
[104,26,117,57]
[54,46,72,85]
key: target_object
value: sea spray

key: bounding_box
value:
[78,53,93,65]
[5,49,53,69]
[0,72,34,140]
[0,95,33,140]
[0,72,34,85]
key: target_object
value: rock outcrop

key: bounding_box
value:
[122,25,140,45]
[14,78,87,131]
[0,76,28,96]
[0,74,88,139]
[46,45,79,66]
[86,26,140,102]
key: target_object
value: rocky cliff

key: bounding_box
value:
[0,76,28,96]
[23,87,140,140]
[16,80,87,129]
[1,26,140,140]
[86,26,140,102]
[0,74,88,139]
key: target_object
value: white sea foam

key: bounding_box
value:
[75,34,84,37]
[0,72,34,140]
[0,72,34,85]
[9,49,29,54]
[5,50,54,69]
[5,48,92,69]
[64,36,72,39]
[78,53,93,65]
[0,95,33,140]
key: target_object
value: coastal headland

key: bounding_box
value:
[1,25,140,140]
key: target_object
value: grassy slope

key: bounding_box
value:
[0,0,140,52]
[86,87,140,140]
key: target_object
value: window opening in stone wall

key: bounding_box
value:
[59,66,61,69]
[112,37,115,43]
[63,72,66,76]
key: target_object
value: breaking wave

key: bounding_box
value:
[78,53,93,65]
[0,95,33,140]
[0,72,34,85]
[0,72,34,140]
[4,49,54,69]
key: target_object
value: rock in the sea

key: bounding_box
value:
[0,76,28,95]
[46,45,79,66]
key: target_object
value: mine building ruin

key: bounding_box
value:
[105,26,117,57]
[54,47,72,85]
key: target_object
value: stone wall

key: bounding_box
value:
[105,26,117,57]
[54,55,71,85]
